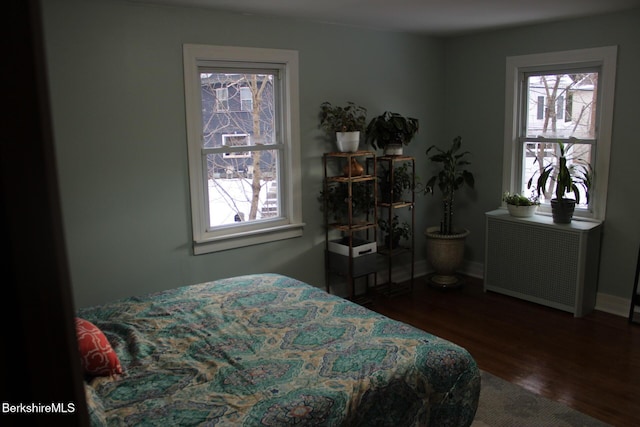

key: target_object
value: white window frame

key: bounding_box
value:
[183,44,303,254]
[502,46,617,221]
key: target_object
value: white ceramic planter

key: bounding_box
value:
[336,131,360,152]
[506,204,538,218]
[383,144,403,156]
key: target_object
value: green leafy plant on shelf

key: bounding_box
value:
[378,162,416,203]
[365,111,419,152]
[319,101,367,133]
[378,215,411,249]
[319,183,374,223]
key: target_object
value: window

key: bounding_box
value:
[565,93,573,122]
[536,96,544,120]
[215,87,228,111]
[184,44,303,254]
[240,87,253,112]
[502,47,617,221]
[556,95,564,120]
[222,134,251,159]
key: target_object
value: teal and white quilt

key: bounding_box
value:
[79,273,480,426]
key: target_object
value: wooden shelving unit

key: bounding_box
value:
[376,155,415,296]
[322,151,377,303]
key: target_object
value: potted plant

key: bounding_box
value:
[502,192,540,218]
[319,102,367,152]
[378,162,414,204]
[365,111,419,155]
[423,136,475,288]
[527,141,591,224]
[319,183,374,223]
[378,215,411,250]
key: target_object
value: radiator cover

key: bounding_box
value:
[484,210,602,317]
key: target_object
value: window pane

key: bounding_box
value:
[240,87,253,112]
[214,88,228,112]
[200,72,276,148]
[206,150,280,227]
[522,141,592,207]
[525,72,598,139]
[200,71,280,228]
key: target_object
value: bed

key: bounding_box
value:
[77,273,480,426]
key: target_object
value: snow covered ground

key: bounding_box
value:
[208,178,278,226]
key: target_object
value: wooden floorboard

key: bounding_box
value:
[367,275,640,427]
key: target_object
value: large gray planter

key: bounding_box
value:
[425,226,470,288]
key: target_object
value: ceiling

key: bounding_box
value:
[130,0,640,35]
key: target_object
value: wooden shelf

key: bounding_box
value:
[328,222,377,232]
[377,200,414,209]
[327,174,376,183]
[377,244,411,256]
[376,155,415,295]
[323,151,377,302]
[324,150,374,157]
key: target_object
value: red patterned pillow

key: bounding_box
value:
[75,317,122,376]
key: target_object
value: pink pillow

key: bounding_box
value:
[75,317,122,376]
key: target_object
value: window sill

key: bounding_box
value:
[489,208,602,231]
[193,222,305,254]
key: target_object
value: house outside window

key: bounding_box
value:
[502,47,617,221]
[183,44,303,254]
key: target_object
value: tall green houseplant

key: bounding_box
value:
[424,136,475,235]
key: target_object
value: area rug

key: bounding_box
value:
[472,370,612,427]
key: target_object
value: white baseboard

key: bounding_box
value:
[380,259,631,318]
[387,259,482,282]
[595,293,632,318]
[441,261,631,318]
[461,260,484,279]
[376,259,429,284]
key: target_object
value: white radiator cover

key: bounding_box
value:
[484,210,602,317]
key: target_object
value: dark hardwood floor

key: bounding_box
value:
[367,276,640,427]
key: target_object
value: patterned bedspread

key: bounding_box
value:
[79,273,480,426]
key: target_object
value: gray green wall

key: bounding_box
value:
[41,0,640,309]
[41,0,444,308]
[443,9,640,302]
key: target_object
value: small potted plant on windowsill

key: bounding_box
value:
[319,101,367,152]
[527,141,591,224]
[365,111,419,155]
[502,192,540,218]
